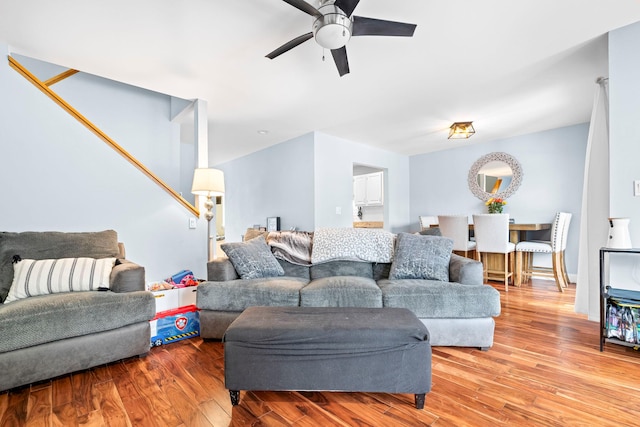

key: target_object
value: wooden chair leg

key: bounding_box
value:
[510,252,515,286]
[515,251,522,287]
[480,253,488,283]
[524,252,532,283]
[551,252,566,292]
[504,252,509,291]
[560,251,570,286]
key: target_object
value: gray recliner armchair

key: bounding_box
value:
[0,230,155,391]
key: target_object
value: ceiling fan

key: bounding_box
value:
[266,0,417,76]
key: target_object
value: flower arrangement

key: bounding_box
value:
[486,197,507,214]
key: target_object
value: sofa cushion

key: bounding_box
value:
[0,230,120,303]
[278,259,310,280]
[221,236,284,280]
[5,257,116,303]
[310,260,373,280]
[300,276,383,308]
[378,279,501,318]
[389,233,453,281]
[197,277,308,311]
[0,290,155,353]
[373,263,392,281]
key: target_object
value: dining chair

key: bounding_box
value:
[515,212,572,292]
[473,214,516,291]
[438,215,476,259]
[418,216,438,231]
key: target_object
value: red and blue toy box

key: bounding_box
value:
[150,305,200,347]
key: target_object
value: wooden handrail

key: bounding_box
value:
[44,69,79,86]
[8,56,199,217]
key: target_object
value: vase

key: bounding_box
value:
[607,217,632,249]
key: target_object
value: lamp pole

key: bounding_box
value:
[205,194,214,261]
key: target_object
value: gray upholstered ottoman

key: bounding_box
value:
[223,306,432,409]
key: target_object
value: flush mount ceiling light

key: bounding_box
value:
[448,122,476,139]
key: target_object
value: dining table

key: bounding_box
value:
[505,223,551,243]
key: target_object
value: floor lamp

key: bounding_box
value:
[191,168,225,261]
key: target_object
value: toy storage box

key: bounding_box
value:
[151,286,198,313]
[150,305,200,347]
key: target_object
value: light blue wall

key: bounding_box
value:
[216,133,316,242]
[0,46,207,282]
[410,124,589,275]
[314,132,411,233]
[217,131,411,241]
[14,54,182,190]
[607,22,640,290]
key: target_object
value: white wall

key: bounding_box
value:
[409,124,589,275]
[216,133,316,242]
[608,22,640,290]
[314,132,411,233]
[0,45,207,282]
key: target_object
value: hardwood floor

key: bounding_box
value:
[2,279,640,426]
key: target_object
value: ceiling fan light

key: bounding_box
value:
[448,121,475,139]
[315,23,351,49]
[313,4,352,50]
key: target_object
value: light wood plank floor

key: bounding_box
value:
[2,279,640,426]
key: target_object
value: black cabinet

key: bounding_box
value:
[600,247,640,351]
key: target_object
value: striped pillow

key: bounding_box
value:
[4,257,116,303]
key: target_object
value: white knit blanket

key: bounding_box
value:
[311,227,395,264]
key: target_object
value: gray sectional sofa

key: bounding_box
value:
[197,230,501,349]
[0,230,156,392]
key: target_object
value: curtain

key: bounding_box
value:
[575,78,609,321]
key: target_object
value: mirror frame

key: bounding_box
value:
[468,152,523,201]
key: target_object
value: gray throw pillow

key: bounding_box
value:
[418,227,442,236]
[221,236,284,280]
[389,232,453,281]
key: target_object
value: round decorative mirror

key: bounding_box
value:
[468,152,522,201]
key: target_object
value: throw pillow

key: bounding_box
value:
[418,227,442,236]
[389,233,453,281]
[221,235,284,280]
[4,257,116,303]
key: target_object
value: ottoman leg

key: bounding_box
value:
[415,393,425,409]
[230,390,240,406]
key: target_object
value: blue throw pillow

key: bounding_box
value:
[389,232,453,281]
[221,235,284,279]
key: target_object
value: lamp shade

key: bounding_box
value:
[191,168,225,196]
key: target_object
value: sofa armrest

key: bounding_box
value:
[110,259,145,292]
[449,254,483,286]
[207,258,239,281]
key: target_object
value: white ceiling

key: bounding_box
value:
[2,0,640,164]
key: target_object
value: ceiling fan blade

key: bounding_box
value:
[352,16,417,37]
[334,0,360,17]
[331,46,350,77]
[266,32,314,59]
[281,0,323,18]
